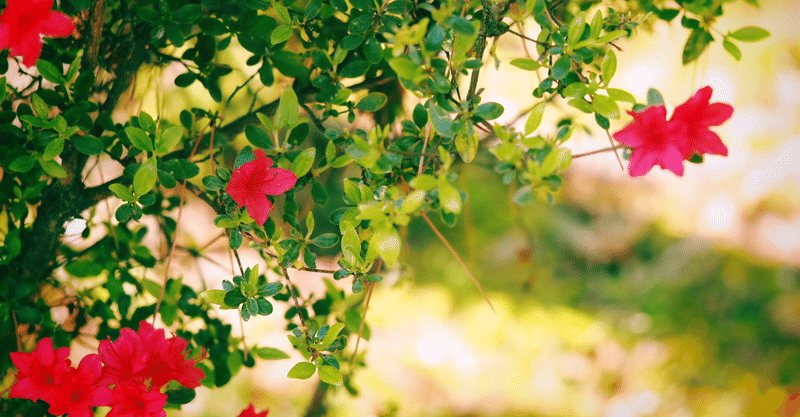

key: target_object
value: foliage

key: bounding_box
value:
[0,0,769,414]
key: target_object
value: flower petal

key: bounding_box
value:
[245,193,274,226]
[263,168,298,195]
[39,11,75,37]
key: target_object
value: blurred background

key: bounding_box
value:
[70,0,800,415]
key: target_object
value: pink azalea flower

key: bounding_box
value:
[43,354,112,417]
[9,337,71,403]
[671,86,733,158]
[613,105,688,177]
[237,403,270,417]
[106,381,167,417]
[0,0,75,67]
[226,149,298,226]
[99,321,205,390]
[613,86,733,177]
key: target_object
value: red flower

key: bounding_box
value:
[226,149,298,226]
[0,0,75,67]
[106,381,167,417]
[613,86,733,177]
[613,105,688,176]
[237,403,270,417]
[671,86,733,158]
[9,337,71,403]
[43,354,112,417]
[99,321,205,390]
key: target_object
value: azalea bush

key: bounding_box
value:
[0,0,769,415]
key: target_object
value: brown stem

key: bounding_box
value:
[420,212,496,313]
[572,144,626,159]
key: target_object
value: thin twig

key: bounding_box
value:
[604,130,625,170]
[280,265,309,335]
[572,144,626,159]
[350,282,375,369]
[420,211,496,313]
[417,124,433,176]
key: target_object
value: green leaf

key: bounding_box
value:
[245,125,273,149]
[15,306,43,325]
[409,174,437,191]
[31,93,49,120]
[723,39,742,61]
[589,10,603,39]
[134,157,158,196]
[567,13,585,46]
[251,346,290,360]
[156,126,183,154]
[509,58,541,71]
[340,60,370,78]
[729,26,770,42]
[43,137,65,160]
[438,181,461,214]
[166,388,196,405]
[245,0,270,9]
[139,111,156,133]
[606,88,636,103]
[601,49,617,86]
[172,4,202,23]
[455,128,479,163]
[311,233,339,248]
[682,29,714,65]
[109,184,137,202]
[646,88,664,106]
[341,225,360,264]
[512,184,535,206]
[273,2,291,23]
[428,104,453,137]
[400,189,426,214]
[174,72,196,87]
[125,127,154,152]
[372,227,401,265]
[389,57,419,80]
[364,36,383,64]
[39,159,66,178]
[525,102,546,135]
[592,94,620,119]
[72,135,104,155]
[474,102,504,120]
[202,175,225,191]
[271,24,293,44]
[356,92,388,112]
[551,54,571,80]
[291,147,315,177]
[593,30,626,45]
[318,365,343,386]
[37,60,65,85]
[276,86,299,127]
[287,362,317,379]
[9,155,37,172]
[0,77,6,102]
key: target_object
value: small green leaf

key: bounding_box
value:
[166,388,196,405]
[125,127,154,152]
[601,49,617,86]
[271,24,293,45]
[509,58,541,71]
[372,227,401,265]
[474,102,504,120]
[682,29,714,65]
[291,147,315,177]
[251,346,290,360]
[428,104,453,137]
[356,92,388,112]
[109,184,137,202]
[525,101,546,135]
[606,88,636,103]
[36,60,65,85]
[72,135,104,155]
[592,94,620,119]
[438,181,461,214]
[311,233,339,248]
[134,157,158,196]
[729,26,770,42]
[593,30,626,45]
[43,137,65,160]
[512,184,535,206]
[9,155,37,172]
[722,39,742,61]
[203,175,225,191]
[364,36,383,64]
[258,281,283,297]
[245,125,273,149]
[139,111,156,133]
[273,2,291,23]
[287,362,317,379]
[646,88,664,106]
[31,94,50,120]
[15,306,43,325]
[551,54,571,80]
[400,189,426,214]
[567,13,585,46]
[455,128,479,163]
[318,365,343,386]
[39,159,66,178]
[156,126,183,154]
[276,86,299,127]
